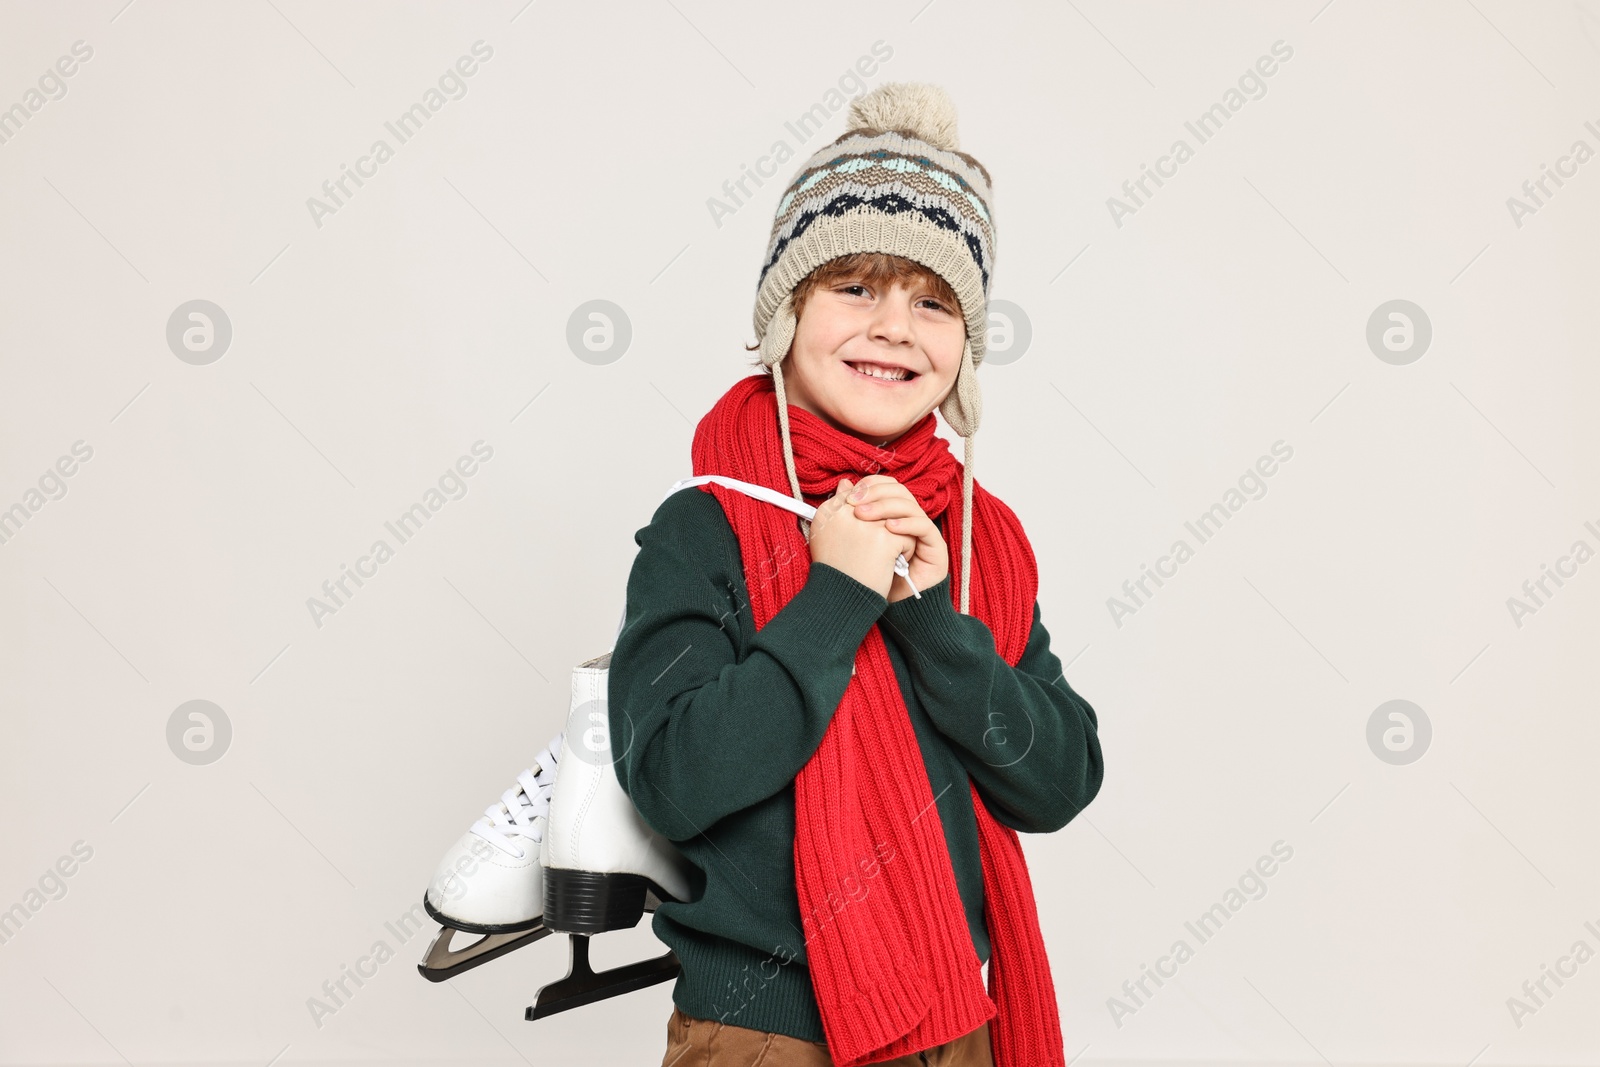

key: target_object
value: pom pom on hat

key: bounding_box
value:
[845,82,960,151]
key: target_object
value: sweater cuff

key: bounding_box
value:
[764,562,886,657]
[878,573,986,664]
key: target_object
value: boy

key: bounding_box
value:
[610,82,1104,1067]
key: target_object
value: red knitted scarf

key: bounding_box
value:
[690,373,1064,1067]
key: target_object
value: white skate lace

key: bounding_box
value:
[467,732,564,860]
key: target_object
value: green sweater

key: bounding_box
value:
[608,484,1103,1040]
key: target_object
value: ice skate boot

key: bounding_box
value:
[417,735,563,982]
[526,651,697,1019]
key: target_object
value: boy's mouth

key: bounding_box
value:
[844,360,919,383]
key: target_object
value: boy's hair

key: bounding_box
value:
[743,252,963,372]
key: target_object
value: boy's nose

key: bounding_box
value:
[870,306,914,344]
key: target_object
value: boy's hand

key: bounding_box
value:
[845,475,949,603]
[809,477,920,600]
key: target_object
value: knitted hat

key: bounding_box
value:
[751,81,997,614]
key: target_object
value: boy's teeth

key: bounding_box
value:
[850,362,910,381]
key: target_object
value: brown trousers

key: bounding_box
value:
[659,1007,995,1067]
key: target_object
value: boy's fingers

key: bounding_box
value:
[886,514,932,535]
[856,492,924,519]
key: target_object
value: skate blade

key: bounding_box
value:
[417,921,553,983]
[525,933,679,1019]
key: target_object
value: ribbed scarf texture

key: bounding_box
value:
[690,373,1064,1067]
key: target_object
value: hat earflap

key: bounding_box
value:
[760,293,797,367]
[938,338,983,439]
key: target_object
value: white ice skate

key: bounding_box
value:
[417,735,563,982]
[419,474,832,1016]
[528,649,698,1019]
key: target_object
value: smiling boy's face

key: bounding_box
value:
[779,266,966,447]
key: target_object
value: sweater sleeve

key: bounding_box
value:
[608,487,887,842]
[877,574,1103,834]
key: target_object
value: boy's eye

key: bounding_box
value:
[834,285,950,312]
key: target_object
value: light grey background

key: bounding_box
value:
[2,1,1597,1064]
